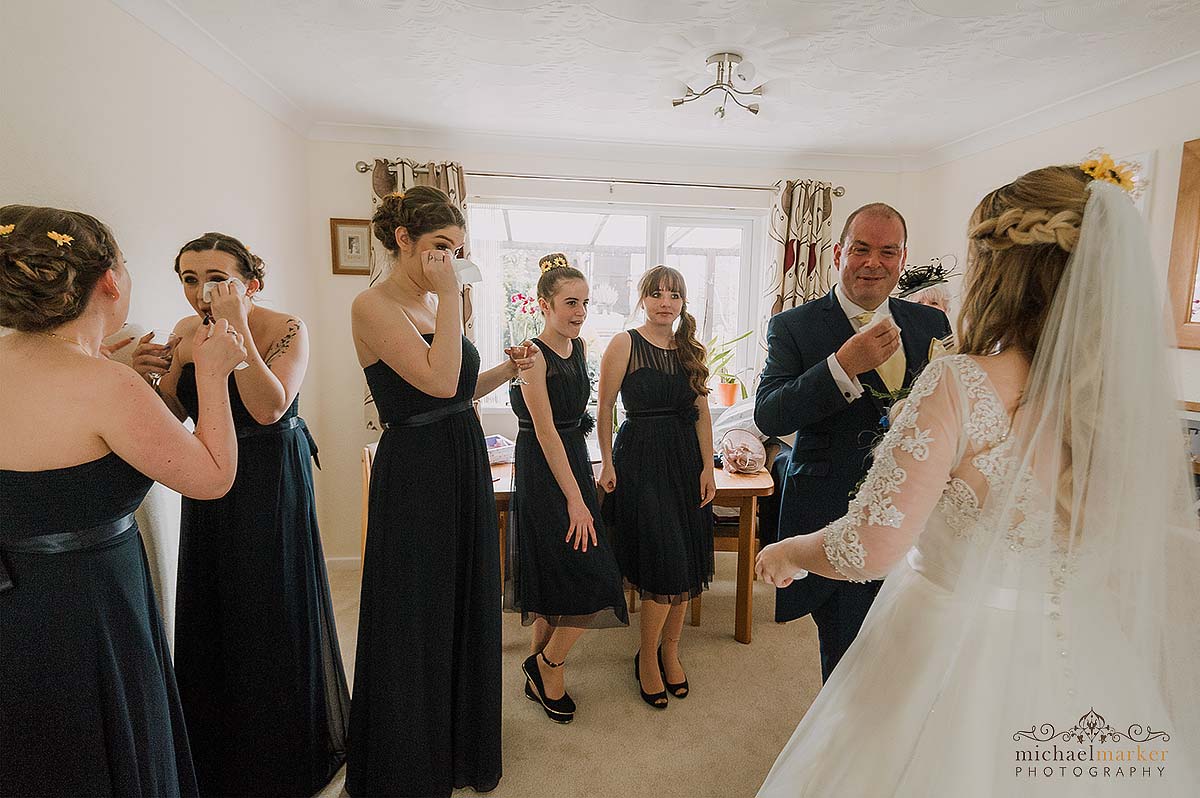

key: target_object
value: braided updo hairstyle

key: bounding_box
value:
[174,232,266,290]
[0,205,121,333]
[957,165,1091,357]
[371,186,466,254]
[536,252,585,303]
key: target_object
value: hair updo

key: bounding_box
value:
[372,186,466,254]
[536,252,585,302]
[0,205,120,333]
[957,165,1091,357]
[174,232,267,290]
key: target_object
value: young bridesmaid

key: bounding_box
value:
[597,265,716,708]
[507,253,628,725]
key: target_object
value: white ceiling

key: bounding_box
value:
[123,0,1200,164]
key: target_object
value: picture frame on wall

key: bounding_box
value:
[330,218,371,275]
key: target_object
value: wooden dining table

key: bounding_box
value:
[491,461,775,644]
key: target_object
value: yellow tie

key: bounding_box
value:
[854,311,906,392]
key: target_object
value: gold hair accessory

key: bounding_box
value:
[539,253,571,273]
[0,224,14,236]
[1080,150,1139,195]
[47,231,74,247]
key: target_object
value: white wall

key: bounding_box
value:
[1,0,313,330]
[906,81,1200,402]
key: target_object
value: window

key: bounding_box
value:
[467,201,764,405]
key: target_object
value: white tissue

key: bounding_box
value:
[201,277,246,304]
[452,258,483,284]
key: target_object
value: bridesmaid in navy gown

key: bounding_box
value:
[0,205,244,796]
[506,254,628,725]
[348,187,532,796]
[141,233,349,796]
[598,266,716,709]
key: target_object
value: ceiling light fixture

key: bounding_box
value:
[671,52,763,117]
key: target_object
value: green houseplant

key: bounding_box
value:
[706,330,753,405]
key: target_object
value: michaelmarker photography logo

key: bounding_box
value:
[1013,708,1171,781]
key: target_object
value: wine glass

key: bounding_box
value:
[146,328,175,385]
[507,320,530,386]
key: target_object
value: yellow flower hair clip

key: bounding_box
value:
[47,231,74,247]
[1080,150,1141,197]
[538,252,571,273]
[0,224,14,236]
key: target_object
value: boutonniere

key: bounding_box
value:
[867,384,912,431]
[850,385,911,499]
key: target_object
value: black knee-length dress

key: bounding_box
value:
[605,329,714,604]
[504,337,627,628]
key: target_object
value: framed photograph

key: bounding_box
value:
[330,218,371,275]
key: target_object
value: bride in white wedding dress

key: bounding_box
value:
[755,164,1199,796]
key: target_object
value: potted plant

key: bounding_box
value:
[706,330,752,407]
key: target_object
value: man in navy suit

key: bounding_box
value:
[754,203,951,682]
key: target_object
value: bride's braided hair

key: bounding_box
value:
[957,165,1091,358]
[0,205,120,332]
[968,207,1082,253]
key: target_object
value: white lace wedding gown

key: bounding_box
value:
[758,354,1196,797]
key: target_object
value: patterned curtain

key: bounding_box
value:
[364,159,473,430]
[757,179,835,366]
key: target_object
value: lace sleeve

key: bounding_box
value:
[821,357,963,581]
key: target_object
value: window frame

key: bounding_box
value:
[466,196,767,402]
[1167,138,1200,349]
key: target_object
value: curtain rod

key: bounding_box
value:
[354,159,846,196]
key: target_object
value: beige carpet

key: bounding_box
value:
[320,552,823,798]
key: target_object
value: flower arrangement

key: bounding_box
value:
[1080,150,1144,198]
[507,291,540,347]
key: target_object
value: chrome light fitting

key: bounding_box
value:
[672,52,763,117]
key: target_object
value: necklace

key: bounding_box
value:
[639,325,676,350]
[41,331,93,357]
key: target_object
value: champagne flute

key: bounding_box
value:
[146,328,175,386]
[508,320,530,386]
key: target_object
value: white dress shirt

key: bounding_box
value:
[826,284,896,403]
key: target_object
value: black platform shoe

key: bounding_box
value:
[658,645,689,698]
[522,653,575,724]
[634,651,668,709]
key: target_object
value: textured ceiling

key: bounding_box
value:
[163,0,1200,156]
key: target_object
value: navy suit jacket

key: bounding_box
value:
[754,290,952,622]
